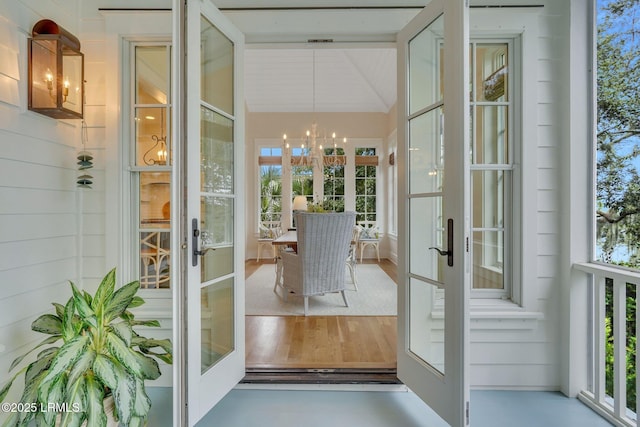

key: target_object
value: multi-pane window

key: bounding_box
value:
[291,147,314,203]
[355,147,377,222]
[258,147,283,222]
[323,147,345,212]
[131,43,172,289]
[470,42,512,294]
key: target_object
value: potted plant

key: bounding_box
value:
[0,268,172,427]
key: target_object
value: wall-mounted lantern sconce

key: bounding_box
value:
[28,19,84,119]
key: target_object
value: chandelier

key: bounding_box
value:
[283,124,346,168]
[143,111,168,166]
[282,50,347,169]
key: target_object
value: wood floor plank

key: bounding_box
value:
[245,259,398,370]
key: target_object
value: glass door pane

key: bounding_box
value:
[184,1,244,423]
[407,14,445,374]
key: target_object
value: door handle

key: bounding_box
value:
[192,218,215,266]
[428,218,453,267]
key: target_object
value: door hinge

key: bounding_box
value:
[466,237,469,253]
[466,400,470,425]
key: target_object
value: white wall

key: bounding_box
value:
[0,0,82,402]
[464,4,566,390]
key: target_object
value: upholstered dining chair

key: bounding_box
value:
[280,211,356,315]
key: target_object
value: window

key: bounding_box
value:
[259,147,282,222]
[291,147,314,203]
[255,138,381,231]
[355,147,378,222]
[470,41,514,297]
[130,43,172,289]
[323,147,345,212]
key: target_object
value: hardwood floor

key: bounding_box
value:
[245,259,398,370]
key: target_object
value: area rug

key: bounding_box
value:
[245,264,397,316]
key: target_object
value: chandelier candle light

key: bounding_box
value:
[282,50,347,169]
[283,124,346,168]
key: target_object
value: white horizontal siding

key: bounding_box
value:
[466,3,567,389]
[0,2,82,396]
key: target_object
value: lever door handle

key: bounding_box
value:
[429,247,451,257]
[429,218,454,267]
[194,247,215,257]
[192,218,215,266]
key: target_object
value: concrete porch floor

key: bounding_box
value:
[146,387,612,426]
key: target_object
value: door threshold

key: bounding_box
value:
[241,368,401,385]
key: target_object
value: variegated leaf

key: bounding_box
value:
[133,376,151,417]
[134,352,161,380]
[106,332,142,377]
[62,297,76,341]
[16,370,46,425]
[58,412,85,427]
[70,282,96,327]
[113,369,136,425]
[104,281,140,322]
[92,267,116,314]
[1,411,20,427]
[25,347,57,386]
[67,348,96,388]
[85,374,107,427]
[60,376,86,427]
[82,290,93,307]
[127,415,145,427]
[127,296,145,309]
[92,354,120,391]
[133,337,173,354]
[40,335,89,386]
[53,301,66,319]
[40,373,66,426]
[120,310,134,323]
[131,319,161,328]
[110,321,133,346]
[0,367,25,402]
[154,352,173,365]
[31,313,62,335]
[9,335,60,372]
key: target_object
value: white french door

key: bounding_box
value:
[397,1,470,426]
[181,0,245,425]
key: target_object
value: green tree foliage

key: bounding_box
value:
[597,0,640,267]
[260,166,282,221]
[604,281,636,412]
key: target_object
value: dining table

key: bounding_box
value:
[271,230,299,251]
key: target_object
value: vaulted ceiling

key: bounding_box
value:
[220,3,423,113]
[244,48,397,113]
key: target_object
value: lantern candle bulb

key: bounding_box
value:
[45,69,53,92]
[63,78,70,101]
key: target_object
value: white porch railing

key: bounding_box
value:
[575,262,640,427]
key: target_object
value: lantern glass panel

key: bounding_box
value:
[30,39,57,110]
[62,47,83,116]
